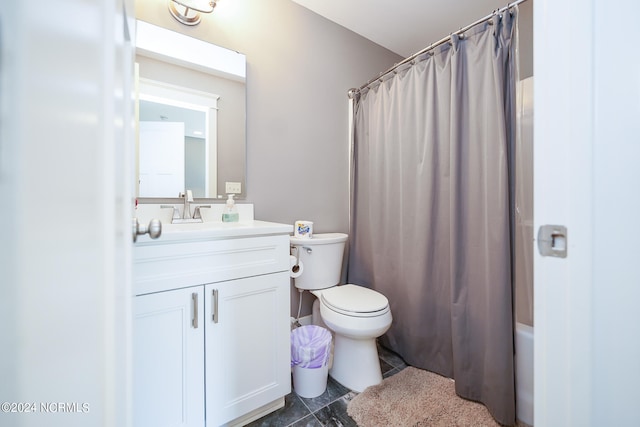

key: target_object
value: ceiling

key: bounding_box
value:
[291,0,511,58]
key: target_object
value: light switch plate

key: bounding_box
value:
[225,181,241,194]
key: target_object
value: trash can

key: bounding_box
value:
[291,325,332,398]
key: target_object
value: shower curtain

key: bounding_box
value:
[348,10,518,426]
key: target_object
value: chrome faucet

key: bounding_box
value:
[193,204,211,220]
[180,190,194,219]
[161,190,210,224]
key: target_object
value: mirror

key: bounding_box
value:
[135,20,246,199]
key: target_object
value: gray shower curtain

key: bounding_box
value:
[348,10,518,426]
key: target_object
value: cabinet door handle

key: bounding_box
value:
[212,289,219,324]
[192,292,198,329]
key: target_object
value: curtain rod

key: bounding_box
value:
[349,0,528,97]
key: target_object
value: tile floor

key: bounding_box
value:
[246,343,407,427]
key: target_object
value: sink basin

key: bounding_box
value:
[164,221,250,231]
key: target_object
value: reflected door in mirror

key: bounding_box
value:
[139,122,185,197]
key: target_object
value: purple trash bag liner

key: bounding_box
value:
[291,325,332,369]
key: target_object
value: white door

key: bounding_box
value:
[534,0,640,425]
[0,0,135,426]
[134,287,205,427]
[139,121,185,197]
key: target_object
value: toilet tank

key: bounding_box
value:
[290,233,348,290]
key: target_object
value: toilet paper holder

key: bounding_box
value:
[291,246,312,271]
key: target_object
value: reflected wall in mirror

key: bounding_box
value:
[135,20,246,199]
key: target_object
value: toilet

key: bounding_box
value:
[290,233,392,392]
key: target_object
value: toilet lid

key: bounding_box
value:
[320,284,389,316]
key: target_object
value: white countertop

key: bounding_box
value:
[134,219,293,245]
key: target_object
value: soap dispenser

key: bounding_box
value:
[222,194,239,222]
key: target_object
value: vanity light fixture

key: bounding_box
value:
[168,0,218,26]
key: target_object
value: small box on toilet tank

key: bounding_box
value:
[294,220,313,239]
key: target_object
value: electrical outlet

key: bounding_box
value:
[225,181,242,194]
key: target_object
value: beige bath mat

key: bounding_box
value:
[347,366,500,427]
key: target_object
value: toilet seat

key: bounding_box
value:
[320,284,389,318]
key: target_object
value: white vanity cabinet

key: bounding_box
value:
[133,222,292,427]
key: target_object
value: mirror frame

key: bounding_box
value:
[135,20,246,201]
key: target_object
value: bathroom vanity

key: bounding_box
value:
[132,216,292,427]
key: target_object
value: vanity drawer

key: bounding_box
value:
[133,234,290,295]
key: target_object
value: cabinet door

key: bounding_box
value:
[205,272,291,426]
[134,287,205,427]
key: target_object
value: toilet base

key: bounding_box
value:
[329,334,382,392]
